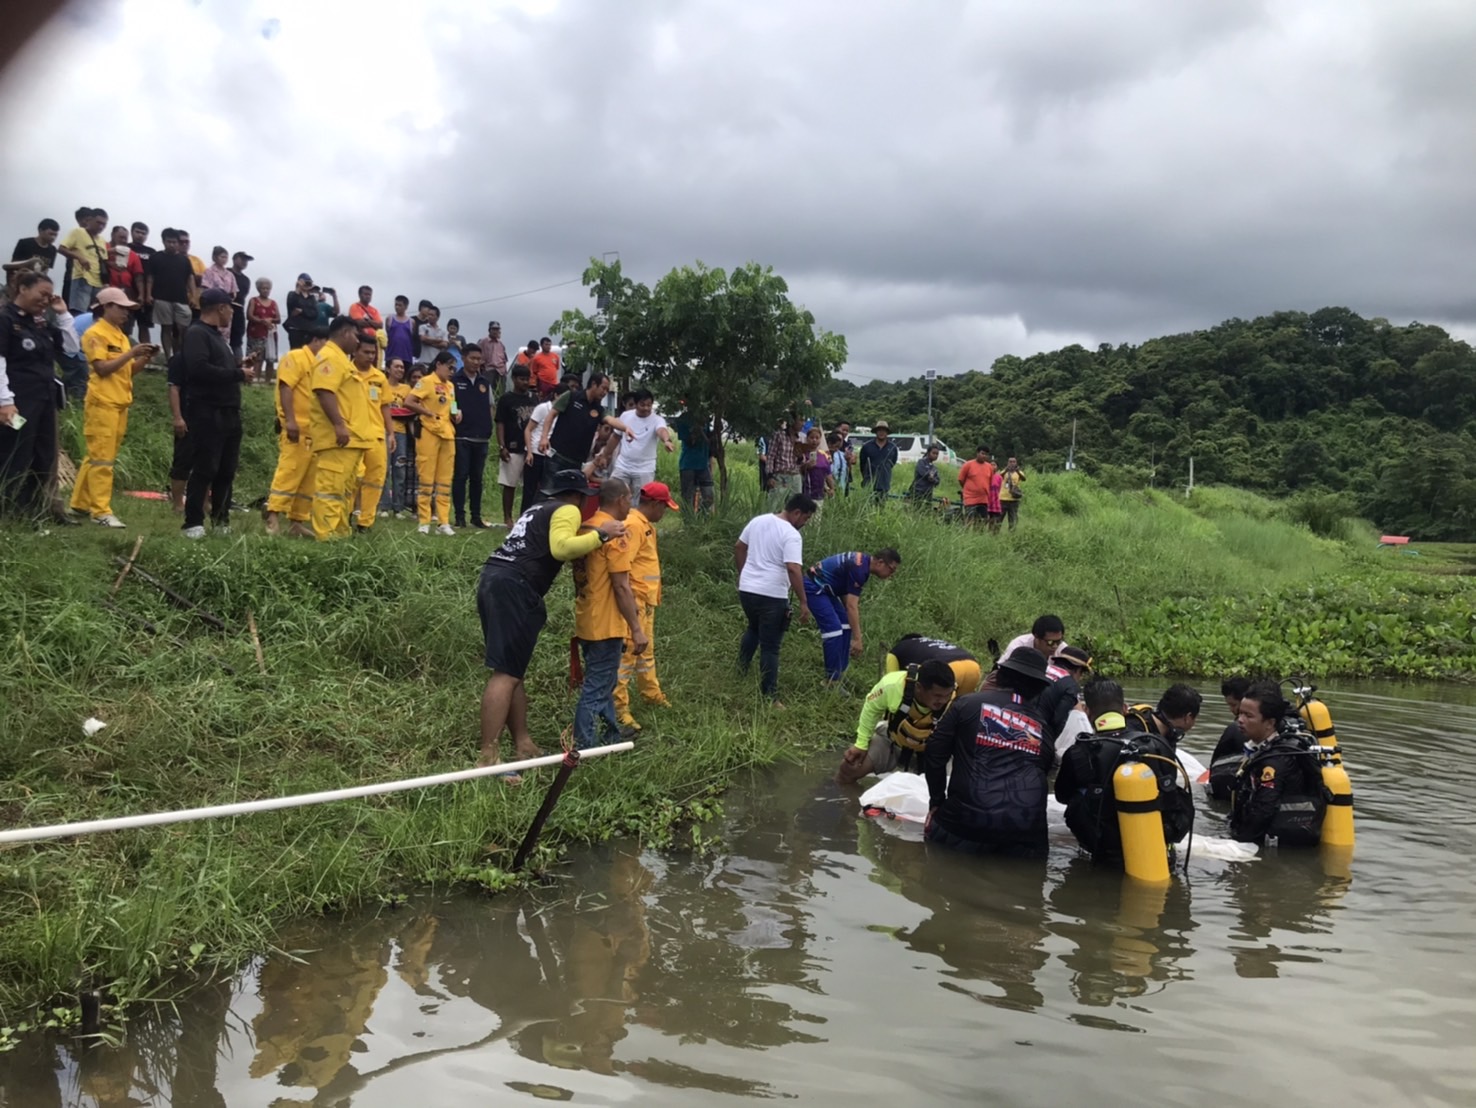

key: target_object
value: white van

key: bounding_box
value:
[848,428,959,466]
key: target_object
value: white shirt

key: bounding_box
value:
[526,400,554,457]
[612,411,667,475]
[998,631,1068,666]
[418,323,446,359]
[737,512,803,599]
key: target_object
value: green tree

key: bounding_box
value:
[554,258,846,497]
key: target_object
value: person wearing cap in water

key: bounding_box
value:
[478,469,629,776]
[1036,644,1093,744]
[924,645,1055,857]
[614,480,680,733]
[69,286,158,527]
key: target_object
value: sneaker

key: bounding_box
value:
[437,523,456,536]
[182,525,206,540]
[619,722,641,739]
[93,513,126,528]
[418,524,431,534]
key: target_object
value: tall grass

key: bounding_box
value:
[0,377,1441,1025]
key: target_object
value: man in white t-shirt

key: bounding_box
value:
[522,391,557,507]
[997,613,1067,666]
[735,493,818,704]
[611,388,675,499]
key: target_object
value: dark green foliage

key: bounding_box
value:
[811,308,1476,539]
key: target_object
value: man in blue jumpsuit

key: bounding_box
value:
[802,548,901,683]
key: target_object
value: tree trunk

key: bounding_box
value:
[714,437,729,502]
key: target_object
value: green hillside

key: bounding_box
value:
[813,308,1476,540]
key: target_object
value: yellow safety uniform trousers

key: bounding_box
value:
[614,602,664,720]
[69,401,129,519]
[266,431,317,523]
[356,440,387,528]
[416,435,454,526]
[311,446,365,541]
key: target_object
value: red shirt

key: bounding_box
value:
[248,297,281,339]
[108,245,144,296]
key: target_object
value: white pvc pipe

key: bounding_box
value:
[0,742,634,845]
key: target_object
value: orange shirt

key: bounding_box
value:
[349,303,382,328]
[958,459,997,506]
[529,350,562,392]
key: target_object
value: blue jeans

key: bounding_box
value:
[381,432,410,513]
[574,637,625,749]
[804,581,851,680]
[737,591,789,697]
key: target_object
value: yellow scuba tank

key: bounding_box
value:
[1113,761,1171,885]
[1319,757,1355,848]
[1298,694,1341,764]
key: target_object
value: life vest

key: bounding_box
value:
[886,663,952,760]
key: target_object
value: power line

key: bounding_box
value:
[438,276,585,311]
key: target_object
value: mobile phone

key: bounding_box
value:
[8,413,26,431]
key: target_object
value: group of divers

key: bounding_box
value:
[832,616,1355,880]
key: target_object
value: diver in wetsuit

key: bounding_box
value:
[1207,675,1252,800]
[1228,681,1326,847]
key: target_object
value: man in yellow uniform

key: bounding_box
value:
[614,480,680,732]
[69,287,156,526]
[402,351,457,534]
[308,317,374,541]
[351,338,393,533]
[264,324,327,537]
[571,477,648,750]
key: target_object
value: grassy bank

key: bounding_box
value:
[2,375,1473,1030]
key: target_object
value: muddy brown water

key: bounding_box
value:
[3,682,1474,1106]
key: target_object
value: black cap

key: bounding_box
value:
[999,646,1048,683]
[547,469,600,496]
[199,287,233,308]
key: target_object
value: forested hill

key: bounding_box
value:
[811,307,1476,540]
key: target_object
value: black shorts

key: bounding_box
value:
[169,428,193,481]
[477,565,547,679]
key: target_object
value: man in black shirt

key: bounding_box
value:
[1208,676,1252,799]
[181,288,256,538]
[451,345,494,528]
[6,219,60,296]
[148,229,196,362]
[127,223,156,344]
[228,251,253,358]
[538,371,632,488]
[494,364,537,525]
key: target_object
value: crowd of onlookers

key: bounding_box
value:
[758,415,1028,530]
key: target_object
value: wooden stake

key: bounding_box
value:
[247,609,266,675]
[113,558,228,630]
[109,536,145,597]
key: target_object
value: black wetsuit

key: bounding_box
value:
[1055,723,1194,865]
[1229,734,1326,846]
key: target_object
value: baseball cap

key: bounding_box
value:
[547,469,601,497]
[95,287,139,310]
[200,287,233,308]
[1052,645,1093,672]
[639,481,681,510]
[298,272,313,283]
[233,251,255,261]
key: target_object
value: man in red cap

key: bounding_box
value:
[614,480,680,731]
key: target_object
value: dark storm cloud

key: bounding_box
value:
[4,0,1474,381]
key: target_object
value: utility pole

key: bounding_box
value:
[1186,455,1195,498]
[1065,419,1077,471]
[925,368,936,444]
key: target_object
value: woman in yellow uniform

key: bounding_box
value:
[402,351,458,534]
[70,287,156,527]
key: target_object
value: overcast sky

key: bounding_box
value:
[3,0,1473,383]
